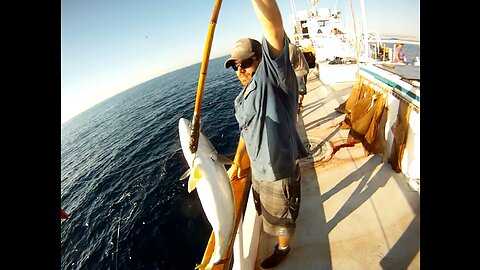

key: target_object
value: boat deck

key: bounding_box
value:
[254,68,420,269]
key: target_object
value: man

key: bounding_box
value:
[393,43,406,63]
[289,42,310,113]
[224,0,307,268]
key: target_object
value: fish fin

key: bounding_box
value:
[195,258,220,269]
[217,154,233,165]
[194,261,208,269]
[179,168,191,181]
[193,164,204,178]
[187,165,204,193]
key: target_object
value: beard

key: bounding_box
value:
[237,71,253,86]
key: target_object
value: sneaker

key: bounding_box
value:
[260,244,290,269]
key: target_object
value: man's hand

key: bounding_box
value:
[227,163,241,181]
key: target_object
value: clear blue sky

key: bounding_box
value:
[61,0,420,124]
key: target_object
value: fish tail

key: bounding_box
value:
[194,260,212,270]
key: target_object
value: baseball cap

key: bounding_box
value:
[224,38,262,69]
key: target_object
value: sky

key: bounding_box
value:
[61,0,420,124]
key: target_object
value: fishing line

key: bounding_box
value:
[115,219,120,270]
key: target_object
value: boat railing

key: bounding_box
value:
[333,32,420,65]
[295,30,420,66]
[362,38,420,65]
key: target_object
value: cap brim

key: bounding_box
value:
[224,58,237,69]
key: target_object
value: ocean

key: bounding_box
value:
[61,55,242,270]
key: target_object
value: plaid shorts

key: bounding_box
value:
[297,75,307,95]
[251,163,301,237]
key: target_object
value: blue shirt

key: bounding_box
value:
[234,36,307,182]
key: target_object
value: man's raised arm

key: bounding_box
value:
[250,0,285,59]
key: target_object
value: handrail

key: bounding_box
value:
[366,39,420,46]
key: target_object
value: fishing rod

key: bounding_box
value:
[188,0,223,154]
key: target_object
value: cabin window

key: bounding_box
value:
[301,20,309,38]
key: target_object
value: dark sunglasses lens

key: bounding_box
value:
[242,58,253,69]
[232,58,254,71]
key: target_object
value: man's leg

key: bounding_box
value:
[260,165,301,269]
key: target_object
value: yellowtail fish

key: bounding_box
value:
[178,118,235,269]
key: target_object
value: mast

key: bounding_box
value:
[359,0,369,58]
[290,0,297,20]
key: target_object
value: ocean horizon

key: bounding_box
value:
[61,55,242,270]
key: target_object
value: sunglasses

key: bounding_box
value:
[232,57,256,71]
